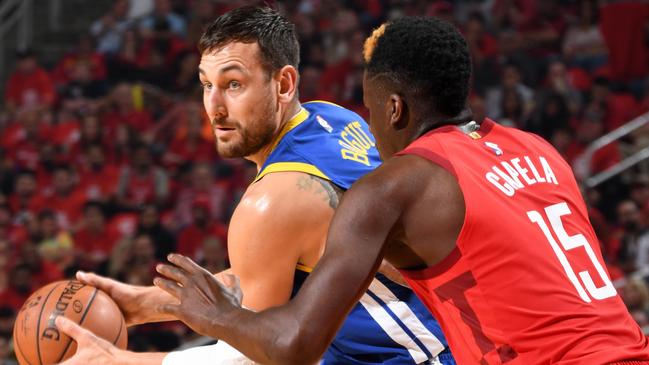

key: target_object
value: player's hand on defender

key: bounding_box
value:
[75,271,174,326]
[154,253,243,338]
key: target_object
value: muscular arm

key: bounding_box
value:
[202,157,430,364]
[228,172,338,310]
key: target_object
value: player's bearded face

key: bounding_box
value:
[200,43,279,158]
[211,96,276,158]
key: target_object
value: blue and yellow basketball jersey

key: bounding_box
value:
[255,101,455,365]
[254,101,380,189]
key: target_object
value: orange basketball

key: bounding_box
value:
[12,280,128,365]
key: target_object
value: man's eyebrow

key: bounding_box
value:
[198,65,245,76]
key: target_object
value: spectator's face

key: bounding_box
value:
[591,84,609,103]
[15,174,36,197]
[10,267,32,294]
[113,84,133,109]
[192,165,212,189]
[132,235,155,262]
[140,207,158,227]
[87,146,105,168]
[85,207,105,230]
[203,238,225,262]
[82,116,101,139]
[617,201,642,231]
[17,57,37,73]
[40,216,58,237]
[200,42,281,158]
[192,206,208,225]
[70,62,92,82]
[502,66,521,88]
[134,148,152,169]
[53,169,73,194]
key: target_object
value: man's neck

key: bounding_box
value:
[246,101,302,170]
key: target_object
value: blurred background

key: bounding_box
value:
[0,0,648,363]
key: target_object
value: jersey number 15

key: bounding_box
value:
[527,202,616,303]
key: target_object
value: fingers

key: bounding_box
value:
[153,277,183,299]
[55,316,90,342]
[76,271,113,291]
[167,254,206,275]
[156,263,189,287]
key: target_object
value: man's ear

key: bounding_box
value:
[387,93,408,130]
[276,65,298,103]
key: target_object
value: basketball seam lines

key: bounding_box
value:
[55,287,98,363]
[36,282,63,365]
[111,318,124,346]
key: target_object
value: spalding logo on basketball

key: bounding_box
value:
[13,280,128,365]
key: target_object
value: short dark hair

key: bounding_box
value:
[198,6,300,74]
[364,17,471,117]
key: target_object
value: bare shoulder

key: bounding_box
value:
[241,172,343,214]
[349,153,458,208]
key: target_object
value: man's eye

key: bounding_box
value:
[202,82,213,90]
[228,80,241,89]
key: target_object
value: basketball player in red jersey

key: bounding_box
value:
[59,16,649,365]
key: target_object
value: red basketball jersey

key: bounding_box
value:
[397,119,649,365]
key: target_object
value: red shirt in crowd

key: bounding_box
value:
[77,164,121,202]
[177,222,227,261]
[5,67,56,107]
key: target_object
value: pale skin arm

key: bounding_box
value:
[57,172,337,365]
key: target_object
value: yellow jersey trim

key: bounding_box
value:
[303,100,345,109]
[254,162,330,183]
[296,263,313,273]
[266,107,309,154]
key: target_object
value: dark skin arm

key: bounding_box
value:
[155,155,463,364]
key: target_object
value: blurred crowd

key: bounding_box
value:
[0,0,649,362]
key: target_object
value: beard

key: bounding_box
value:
[213,99,277,158]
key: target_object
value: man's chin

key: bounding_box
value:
[216,143,254,159]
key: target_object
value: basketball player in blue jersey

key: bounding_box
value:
[56,6,454,365]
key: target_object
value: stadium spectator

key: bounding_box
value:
[74,201,119,273]
[199,236,228,274]
[562,0,608,72]
[115,143,170,210]
[173,162,228,228]
[135,204,176,262]
[139,0,187,38]
[90,0,132,55]
[3,49,56,113]
[176,198,227,262]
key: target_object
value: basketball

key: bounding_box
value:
[12,280,128,365]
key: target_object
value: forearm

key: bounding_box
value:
[132,285,177,325]
[209,305,318,365]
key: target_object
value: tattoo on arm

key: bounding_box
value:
[296,175,342,209]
